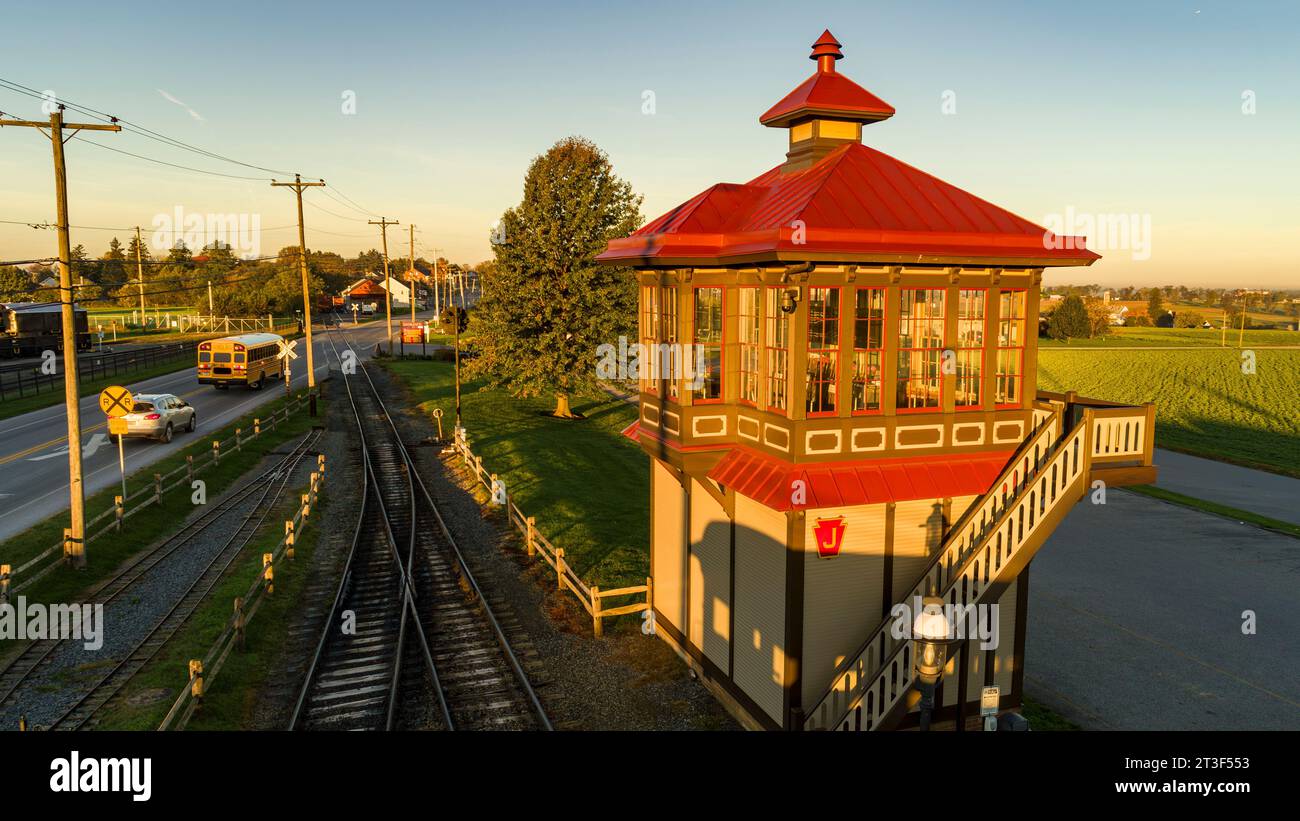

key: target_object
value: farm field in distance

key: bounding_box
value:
[1037,346,1300,477]
[1038,326,1299,348]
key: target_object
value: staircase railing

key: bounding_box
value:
[803,408,1093,731]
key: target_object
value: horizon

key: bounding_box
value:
[1,0,1297,289]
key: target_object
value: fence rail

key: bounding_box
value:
[0,318,300,404]
[452,428,650,636]
[158,455,325,731]
[0,394,311,601]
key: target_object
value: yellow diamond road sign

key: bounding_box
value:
[99,385,134,418]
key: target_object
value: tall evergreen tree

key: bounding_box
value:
[468,136,642,418]
[1146,287,1165,321]
[1048,295,1091,341]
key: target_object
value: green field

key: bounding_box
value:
[1037,348,1300,477]
[379,360,648,587]
[1039,326,1299,348]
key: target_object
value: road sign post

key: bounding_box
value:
[981,685,1000,731]
[276,338,299,401]
[100,385,133,506]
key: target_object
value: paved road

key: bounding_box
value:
[1153,448,1300,525]
[0,316,415,543]
[1026,489,1300,730]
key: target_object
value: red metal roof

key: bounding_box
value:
[708,446,1013,511]
[597,31,1098,268]
[598,142,1099,266]
[760,30,895,127]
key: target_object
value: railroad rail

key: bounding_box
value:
[0,429,321,729]
[291,332,550,731]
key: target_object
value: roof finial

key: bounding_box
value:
[810,29,843,73]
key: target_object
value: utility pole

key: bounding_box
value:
[368,217,399,355]
[272,173,326,415]
[408,223,417,324]
[208,280,214,315]
[1,108,121,568]
[134,225,146,320]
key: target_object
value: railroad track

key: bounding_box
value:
[0,429,321,730]
[291,333,550,731]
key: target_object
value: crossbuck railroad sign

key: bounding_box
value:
[98,385,133,418]
[276,339,299,361]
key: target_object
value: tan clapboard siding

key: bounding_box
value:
[732,493,787,723]
[801,504,887,708]
[995,577,1018,693]
[950,494,978,524]
[652,460,688,633]
[891,498,946,596]
[689,479,731,674]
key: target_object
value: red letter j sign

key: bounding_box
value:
[813,516,845,559]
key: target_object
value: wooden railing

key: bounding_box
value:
[0,394,311,600]
[452,428,650,636]
[158,457,325,730]
[806,413,1094,731]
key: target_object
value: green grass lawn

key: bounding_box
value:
[1038,326,1299,348]
[1037,347,1300,477]
[379,360,648,587]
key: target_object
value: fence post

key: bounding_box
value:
[525,516,536,558]
[646,576,653,614]
[301,492,311,520]
[555,548,566,591]
[188,660,204,705]
[592,585,603,637]
[153,473,162,505]
[186,454,194,485]
[234,428,242,452]
[309,472,319,505]
[233,597,246,651]
[474,455,483,481]
[115,495,124,532]
[212,440,220,467]
[62,528,73,563]
[254,418,260,437]
[0,564,9,605]
[263,553,274,594]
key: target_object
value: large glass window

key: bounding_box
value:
[738,287,761,405]
[896,288,946,411]
[996,290,1027,407]
[640,285,661,394]
[692,287,723,402]
[955,289,985,410]
[852,288,884,413]
[805,287,840,416]
[765,287,789,413]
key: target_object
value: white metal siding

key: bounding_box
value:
[689,480,731,675]
[801,504,887,708]
[732,493,787,724]
[652,460,687,634]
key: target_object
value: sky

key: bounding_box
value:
[1,0,1297,288]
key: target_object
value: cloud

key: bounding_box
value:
[156,89,204,122]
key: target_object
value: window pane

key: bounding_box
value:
[805,288,840,415]
[852,288,884,412]
[692,287,723,401]
[765,288,789,412]
[897,288,945,410]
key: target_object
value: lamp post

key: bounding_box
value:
[912,596,955,732]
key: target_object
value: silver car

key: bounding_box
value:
[120,393,197,443]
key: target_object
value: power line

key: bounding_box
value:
[0,77,315,180]
[76,137,273,180]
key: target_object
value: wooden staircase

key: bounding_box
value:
[802,405,1097,731]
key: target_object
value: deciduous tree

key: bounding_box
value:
[469,136,643,418]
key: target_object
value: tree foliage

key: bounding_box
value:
[467,136,643,416]
[1047,295,1091,340]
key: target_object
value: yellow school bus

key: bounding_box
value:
[197,332,283,389]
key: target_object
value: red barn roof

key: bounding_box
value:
[598,31,1098,268]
